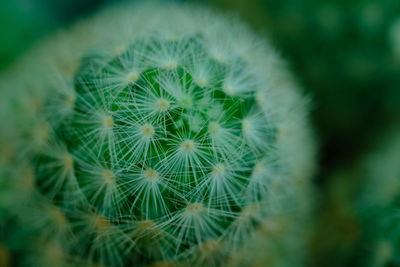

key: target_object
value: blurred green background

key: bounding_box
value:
[0,0,106,69]
[0,0,399,266]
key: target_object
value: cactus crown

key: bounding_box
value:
[0,3,316,266]
[36,31,279,261]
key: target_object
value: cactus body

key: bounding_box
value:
[0,2,315,266]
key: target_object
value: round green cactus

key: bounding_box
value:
[0,2,315,266]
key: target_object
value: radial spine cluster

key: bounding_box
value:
[0,2,315,267]
[39,29,280,266]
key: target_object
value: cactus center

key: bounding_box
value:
[155,98,171,112]
[66,92,76,106]
[179,95,193,109]
[202,239,221,253]
[238,205,258,221]
[194,77,208,87]
[180,139,196,152]
[186,203,204,213]
[102,115,114,128]
[63,154,74,170]
[114,44,128,55]
[163,60,178,70]
[222,83,234,96]
[208,121,221,135]
[102,170,116,183]
[51,208,68,225]
[94,215,110,230]
[143,168,159,181]
[138,220,157,229]
[242,119,251,133]
[253,162,266,176]
[36,121,49,145]
[127,71,140,83]
[140,124,155,138]
[211,163,226,177]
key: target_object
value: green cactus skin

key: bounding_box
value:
[0,2,315,266]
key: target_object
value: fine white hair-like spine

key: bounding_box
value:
[0,2,315,266]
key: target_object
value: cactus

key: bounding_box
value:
[0,2,315,266]
[355,129,400,267]
[311,128,400,267]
